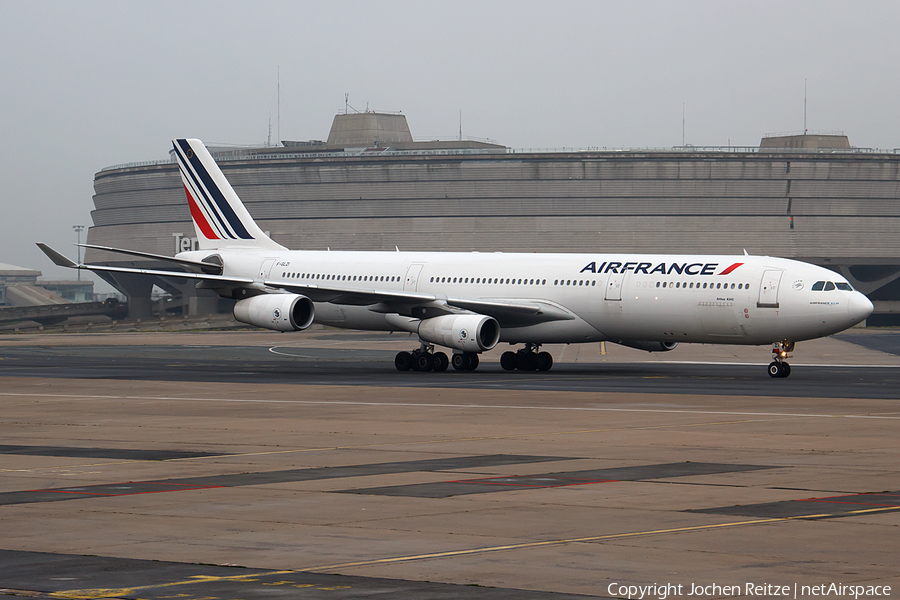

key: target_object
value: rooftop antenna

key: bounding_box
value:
[345,93,349,115]
[277,66,281,145]
[682,103,685,146]
[459,110,463,141]
[804,79,808,135]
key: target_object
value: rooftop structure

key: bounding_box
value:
[760,133,851,150]
[0,262,93,308]
[0,262,41,281]
[325,112,413,146]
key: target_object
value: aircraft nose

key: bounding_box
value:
[848,291,874,323]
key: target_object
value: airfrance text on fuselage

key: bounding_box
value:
[580,261,743,276]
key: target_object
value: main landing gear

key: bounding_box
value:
[451,352,479,371]
[394,343,479,372]
[394,343,449,372]
[500,343,553,372]
[768,341,794,378]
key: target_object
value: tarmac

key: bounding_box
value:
[0,327,898,599]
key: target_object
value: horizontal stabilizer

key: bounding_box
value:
[37,243,251,288]
[77,243,223,274]
[84,263,253,285]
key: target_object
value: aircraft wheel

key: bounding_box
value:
[517,352,538,371]
[767,361,790,378]
[432,352,449,372]
[500,351,518,371]
[414,352,434,372]
[451,353,468,371]
[537,351,553,371]
[466,353,479,371]
[395,351,412,372]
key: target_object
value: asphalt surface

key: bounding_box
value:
[0,339,898,399]
[0,549,595,600]
[1,329,899,599]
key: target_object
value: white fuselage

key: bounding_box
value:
[180,248,873,347]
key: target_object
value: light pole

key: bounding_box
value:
[73,225,85,281]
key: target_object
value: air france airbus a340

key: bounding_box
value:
[38,138,873,378]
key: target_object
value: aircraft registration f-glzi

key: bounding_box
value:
[38,139,874,378]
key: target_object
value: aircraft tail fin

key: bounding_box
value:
[172,138,286,251]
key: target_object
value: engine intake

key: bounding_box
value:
[233,294,315,332]
[417,314,500,352]
[613,340,678,353]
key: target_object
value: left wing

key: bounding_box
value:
[38,243,575,328]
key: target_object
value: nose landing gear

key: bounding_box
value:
[768,341,794,378]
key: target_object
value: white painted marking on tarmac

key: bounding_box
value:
[1,391,898,419]
[656,360,900,368]
[268,347,320,358]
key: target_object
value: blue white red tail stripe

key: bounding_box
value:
[174,141,231,239]
[172,138,286,251]
[173,139,253,240]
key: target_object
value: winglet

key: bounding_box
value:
[36,243,79,269]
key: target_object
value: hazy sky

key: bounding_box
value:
[2,1,900,286]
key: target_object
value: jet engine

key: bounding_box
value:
[417,314,500,353]
[613,340,678,353]
[233,293,315,332]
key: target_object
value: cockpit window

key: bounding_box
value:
[812,280,851,291]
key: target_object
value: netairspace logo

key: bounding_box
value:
[606,582,891,599]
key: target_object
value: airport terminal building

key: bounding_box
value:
[87,113,900,323]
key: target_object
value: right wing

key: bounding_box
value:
[265,278,575,327]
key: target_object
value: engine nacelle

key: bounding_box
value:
[233,294,315,332]
[613,340,678,353]
[417,314,500,353]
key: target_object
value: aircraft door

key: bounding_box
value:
[604,271,624,301]
[258,258,276,280]
[404,264,424,291]
[757,269,783,308]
